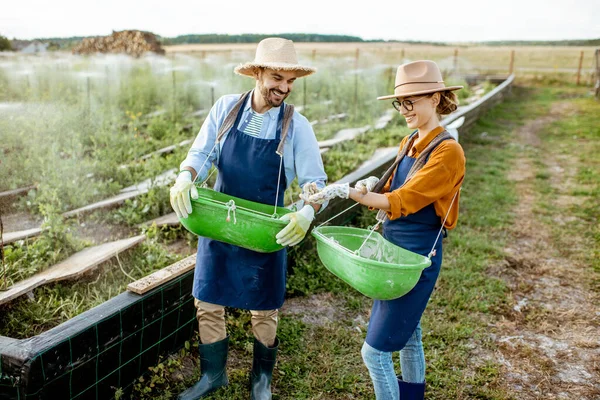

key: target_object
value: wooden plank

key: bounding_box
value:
[127,254,196,295]
[0,234,146,305]
[373,110,395,130]
[64,169,177,217]
[3,227,44,245]
[0,185,36,200]
[62,190,142,218]
[140,139,192,161]
[139,212,179,228]
[318,125,371,148]
[119,168,177,193]
[357,147,398,170]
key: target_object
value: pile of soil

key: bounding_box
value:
[72,30,165,57]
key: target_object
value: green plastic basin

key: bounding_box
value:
[312,226,431,300]
[179,187,292,253]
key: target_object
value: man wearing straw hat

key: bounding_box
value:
[170,37,326,400]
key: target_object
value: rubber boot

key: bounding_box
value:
[250,337,279,400]
[178,336,229,400]
[398,377,425,400]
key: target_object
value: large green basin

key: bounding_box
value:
[179,187,292,253]
[312,226,431,300]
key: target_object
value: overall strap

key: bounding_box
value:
[373,130,454,223]
[405,130,454,182]
[372,130,419,194]
[216,90,252,142]
[276,104,295,156]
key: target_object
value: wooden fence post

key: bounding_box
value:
[576,50,584,85]
[388,66,395,89]
[509,50,515,75]
[595,49,600,99]
[454,48,459,73]
[354,48,360,118]
[172,70,177,119]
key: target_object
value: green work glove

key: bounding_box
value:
[276,205,315,247]
[307,183,349,204]
[355,176,379,194]
[169,170,198,219]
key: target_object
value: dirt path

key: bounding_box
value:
[490,102,600,399]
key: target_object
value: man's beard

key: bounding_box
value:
[259,82,289,107]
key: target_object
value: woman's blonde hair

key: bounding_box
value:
[436,90,459,115]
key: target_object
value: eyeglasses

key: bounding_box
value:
[392,95,429,112]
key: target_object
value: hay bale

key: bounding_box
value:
[72,30,165,57]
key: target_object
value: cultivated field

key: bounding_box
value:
[0,43,598,399]
[166,42,598,80]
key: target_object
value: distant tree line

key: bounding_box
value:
[480,39,600,46]
[4,32,599,52]
[161,33,365,45]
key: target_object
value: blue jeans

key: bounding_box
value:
[361,323,425,400]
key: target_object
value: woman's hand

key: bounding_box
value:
[306,183,349,204]
[355,176,379,194]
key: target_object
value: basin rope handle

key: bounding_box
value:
[193,141,219,186]
[272,155,284,217]
[427,187,460,259]
[317,202,362,228]
[354,216,385,256]
[226,200,237,224]
[271,104,294,217]
[192,91,252,187]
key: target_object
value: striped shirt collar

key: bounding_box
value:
[243,89,282,120]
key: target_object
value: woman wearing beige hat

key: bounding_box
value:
[308,60,466,399]
[171,38,327,400]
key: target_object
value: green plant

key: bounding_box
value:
[0,35,11,51]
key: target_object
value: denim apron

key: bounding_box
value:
[192,104,287,311]
[365,137,451,352]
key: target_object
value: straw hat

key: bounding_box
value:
[377,60,463,100]
[234,38,316,78]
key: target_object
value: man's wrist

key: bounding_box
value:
[308,202,320,213]
[177,170,192,181]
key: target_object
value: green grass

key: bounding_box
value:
[530,93,600,289]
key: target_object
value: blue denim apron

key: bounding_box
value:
[192,104,287,311]
[365,137,450,352]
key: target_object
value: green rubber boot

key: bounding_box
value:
[178,336,229,400]
[250,337,279,400]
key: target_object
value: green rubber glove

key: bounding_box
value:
[276,205,315,247]
[169,170,199,219]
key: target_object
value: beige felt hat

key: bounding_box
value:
[377,60,463,100]
[234,37,316,78]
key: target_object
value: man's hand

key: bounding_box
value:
[306,183,350,204]
[299,182,320,203]
[169,170,199,219]
[276,205,315,247]
[354,176,379,194]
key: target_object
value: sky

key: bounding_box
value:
[3,0,599,42]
